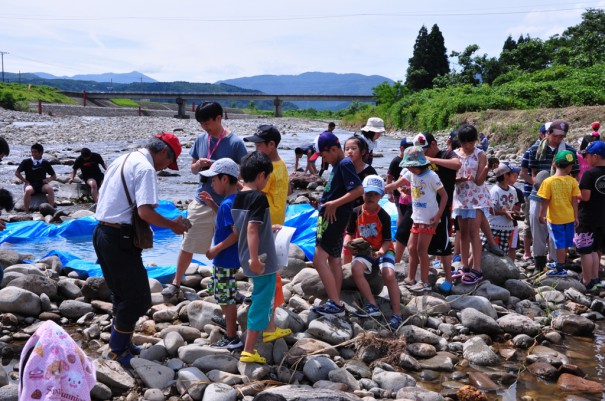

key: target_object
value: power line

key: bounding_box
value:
[0,5,602,22]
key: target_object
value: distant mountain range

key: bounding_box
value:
[32,71,157,84]
[3,70,390,111]
[217,72,393,110]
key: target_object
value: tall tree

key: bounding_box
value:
[558,8,605,66]
[405,24,449,91]
[426,24,450,78]
[502,35,517,52]
[405,25,431,91]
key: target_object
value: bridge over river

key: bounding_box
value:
[60,91,376,117]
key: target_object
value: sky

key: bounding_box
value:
[1,0,604,84]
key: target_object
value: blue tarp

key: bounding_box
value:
[0,199,399,281]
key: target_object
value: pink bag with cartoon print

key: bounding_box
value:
[18,320,96,401]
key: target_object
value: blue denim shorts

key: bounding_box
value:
[452,207,488,220]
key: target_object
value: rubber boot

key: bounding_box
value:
[534,255,547,270]
[108,325,135,367]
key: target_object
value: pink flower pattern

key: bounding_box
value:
[453,148,491,210]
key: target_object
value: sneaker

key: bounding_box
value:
[312,299,346,317]
[353,303,381,317]
[438,280,453,294]
[263,327,293,343]
[403,277,417,288]
[487,242,505,257]
[452,254,461,263]
[432,260,442,269]
[212,335,243,350]
[239,349,266,364]
[388,314,404,330]
[211,316,227,330]
[461,269,484,285]
[161,284,180,297]
[546,262,558,270]
[408,281,432,293]
[547,268,567,277]
[585,279,598,291]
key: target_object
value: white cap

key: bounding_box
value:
[199,158,239,178]
[362,175,385,196]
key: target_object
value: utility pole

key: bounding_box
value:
[0,51,8,83]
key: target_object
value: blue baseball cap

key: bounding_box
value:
[399,137,413,148]
[587,141,605,157]
[317,131,340,152]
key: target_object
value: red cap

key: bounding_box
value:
[592,121,600,131]
[155,132,182,170]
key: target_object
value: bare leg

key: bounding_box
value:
[329,254,344,298]
[458,216,471,268]
[351,262,376,305]
[556,248,567,265]
[442,254,452,282]
[314,246,341,304]
[407,233,419,281]
[23,186,34,213]
[395,240,406,263]
[87,178,99,202]
[222,304,238,338]
[381,267,401,315]
[243,330,260,354]
[469,212,483,271]
[173,250,193,287]
[417,233,433,283]
[42,184,55,207]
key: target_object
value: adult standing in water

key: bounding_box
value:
[93,133,189,366]
[162,102,248,298]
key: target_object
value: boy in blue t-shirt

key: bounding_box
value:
[231,151,279,364]
[311,131,363,317]
[199,158,242,350]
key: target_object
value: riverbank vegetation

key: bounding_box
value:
[0,83,74,111]
[338,8,605,136]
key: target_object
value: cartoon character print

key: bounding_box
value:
[359,222,378,239]
[453,148,491,210]
[316,215,328,241]
[66,371,83,389]
[44,359,69,380]
[411,180,426,200]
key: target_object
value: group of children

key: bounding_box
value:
[199,117,605,363]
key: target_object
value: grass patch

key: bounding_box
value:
[0,83,75,110]
[110,98,139,107]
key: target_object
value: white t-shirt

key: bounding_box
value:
[403,169,444,224]
[95,148,159,224]
[487,184,518,230]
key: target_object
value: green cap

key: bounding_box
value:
[554,150,576,166]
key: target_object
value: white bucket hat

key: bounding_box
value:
[361,117,386,133]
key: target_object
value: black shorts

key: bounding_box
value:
[27,182,45,194]
[81,174,104,186]
[316,208,351,258]
[428,212,453,256]
[574,225,605,255]
[395,205,413,245]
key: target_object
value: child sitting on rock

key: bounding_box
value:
[343,175,403,330]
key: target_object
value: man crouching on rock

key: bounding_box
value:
[93,133,189,367]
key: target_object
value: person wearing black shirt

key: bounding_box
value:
[15,143,56,213]
[68,147,108,202]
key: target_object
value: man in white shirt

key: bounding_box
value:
[94,132,189,367]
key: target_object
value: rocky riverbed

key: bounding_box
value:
[0,107,604,401]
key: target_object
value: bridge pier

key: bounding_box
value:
[273,97,283,117]
[174,97,190,119]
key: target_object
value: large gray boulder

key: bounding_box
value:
[290,266,383,299]
[130,358,175,389]
[497,313,542,336]
[460,308,501,335]
[303,356,339,383]
[446,295,498,320]
[8,275,58,299]
[187,300,222,330]
[481,253,520,285]
[0,287,41,316]
[463,337,500,366]
[257,385,361,401]
[551,315,595,336]
[307,315,353,345]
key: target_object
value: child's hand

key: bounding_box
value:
[539,216,547,225]
[272,224,283,232]
[206,246,218,260]
[199,191,217,208]
[504,210,514,221]
[574,217,579,227]
[322,201,337,223]
[249,258,266,274]
[430,215,440,229]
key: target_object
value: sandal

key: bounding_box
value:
[461,269,484,285]
[451,267,468,279]
[263,327,293,343]
[403,277,416,288]
[239,349,266,364]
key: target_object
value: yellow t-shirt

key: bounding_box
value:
[263,159,289,225]
[536,175,580,224]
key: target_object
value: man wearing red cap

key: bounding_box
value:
[93,133,189,367]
